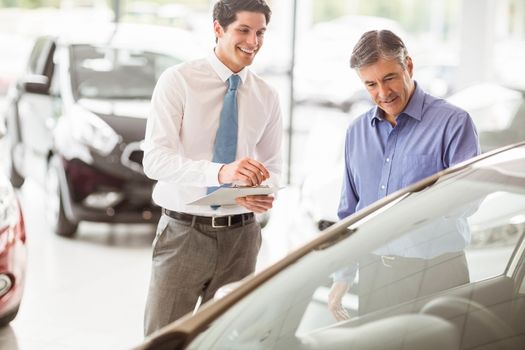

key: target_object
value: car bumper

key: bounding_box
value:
[62,158,160,224]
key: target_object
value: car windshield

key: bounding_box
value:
[70,44,180,100]
[186,147,525,350]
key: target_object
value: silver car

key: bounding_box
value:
[138,142,525,350]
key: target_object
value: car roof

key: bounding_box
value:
[53,23,207,60]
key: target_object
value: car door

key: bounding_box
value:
[17,36,56,180]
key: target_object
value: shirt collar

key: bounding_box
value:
[369,81,424,126]
[207,50,248,84]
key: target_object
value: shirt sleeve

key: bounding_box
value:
[256,88,283,189]
[337,129,359,220]
[443,111,481,167]
[142,68,222,187]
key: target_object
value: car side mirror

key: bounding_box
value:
[23,74,49,94]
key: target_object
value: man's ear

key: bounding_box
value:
[406,56,414,77]
[213,20,224,40]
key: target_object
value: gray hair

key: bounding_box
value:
[350,30,409,70]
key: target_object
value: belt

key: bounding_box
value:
[162,209,254,228]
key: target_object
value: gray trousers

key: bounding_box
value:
[144,213,261,336]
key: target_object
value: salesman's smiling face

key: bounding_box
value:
[214,11,267,73]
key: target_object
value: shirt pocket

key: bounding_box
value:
[402,154,440,187]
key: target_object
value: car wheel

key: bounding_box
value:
[0,305,19,327]
[45,156,78,238]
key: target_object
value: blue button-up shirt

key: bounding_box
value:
[338,83,480,220]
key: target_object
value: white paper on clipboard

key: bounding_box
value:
[187,186,282,206]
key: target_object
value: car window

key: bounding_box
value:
[294,189,525,332]
[69,44,181,100]
[186,151,525,350]
[27,37,51,75]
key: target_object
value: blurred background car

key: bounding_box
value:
[294,15,410,112]
[0,174,27,327]
[2,23,202,237]
[447,83,525,152]
[299,99,371,230]
[0,33,32,99]
[138,142,525,350]
[415,61,459,98]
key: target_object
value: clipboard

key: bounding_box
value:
[187,186,282,206]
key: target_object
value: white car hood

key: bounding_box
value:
[78,98,150,119]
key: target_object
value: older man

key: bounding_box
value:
[328,30,480,321]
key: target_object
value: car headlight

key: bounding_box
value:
[70,105,120,156]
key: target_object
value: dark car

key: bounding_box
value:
[137,142,525,350]
[3,24,198,237]
[0,174,27,326]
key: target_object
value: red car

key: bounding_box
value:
[0,175,27,326]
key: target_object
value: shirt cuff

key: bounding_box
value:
[206,162,224,187]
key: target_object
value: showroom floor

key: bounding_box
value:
[0,178,318,349]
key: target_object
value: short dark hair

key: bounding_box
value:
[350,30,409,70]
[213,0,272,29]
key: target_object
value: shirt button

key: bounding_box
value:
[386,158,390,162]
[381,185,386,190]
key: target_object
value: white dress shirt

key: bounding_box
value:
[143,52,282,216]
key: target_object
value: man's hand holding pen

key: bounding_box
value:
[218,157,270,186]
[219,157,274,213]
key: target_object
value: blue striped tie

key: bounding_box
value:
[207,74,241,208]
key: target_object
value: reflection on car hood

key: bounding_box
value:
[78,98,149,142]
[78,98,150,119]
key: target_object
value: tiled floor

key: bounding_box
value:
[0,179,318,349]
